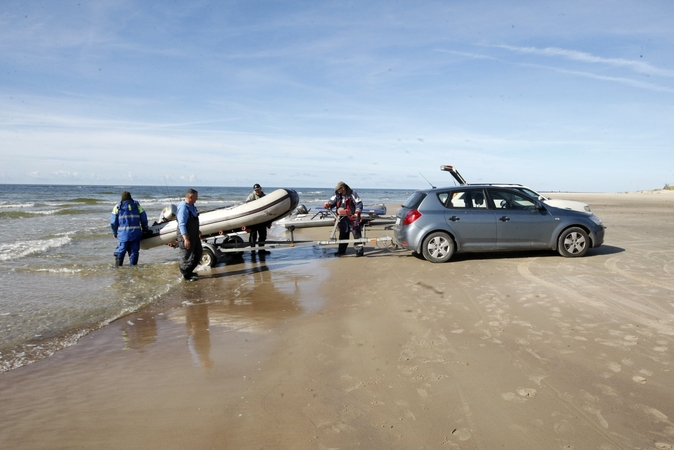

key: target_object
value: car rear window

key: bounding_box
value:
[401,192,427,209]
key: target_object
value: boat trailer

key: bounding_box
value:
[196,210,397,267]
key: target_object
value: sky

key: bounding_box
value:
[1,0,673,192]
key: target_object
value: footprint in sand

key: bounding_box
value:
[518,388,537,398]
[633,376,648,384]
[554,420,575,435]
[502,392,527,403]
[607,362,621,373]
[451,427,471,441]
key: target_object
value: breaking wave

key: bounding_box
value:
[0,234,73,261]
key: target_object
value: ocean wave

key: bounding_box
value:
[0,266,180,373]
[136,198,178,206]
[33,267,84,274]
[0,207,97,219]
[55,208,95,216]
[0,202,35,209]
[0,329,89,374]
[0,234,73,261]
[0,210,40,219]
[29,209,61,216]
[297,190,330,195]
[66,197,102,205]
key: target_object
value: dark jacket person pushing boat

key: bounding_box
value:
[110,191,148,267]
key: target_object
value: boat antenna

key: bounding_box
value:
[163,175,170,197]
[419,172,436,189]
[163,175,178,203]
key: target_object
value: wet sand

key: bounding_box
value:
[1,191,674,449]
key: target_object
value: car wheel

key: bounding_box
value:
[200,247,217,267]
[421,231,455,263]
[557,227,589,257]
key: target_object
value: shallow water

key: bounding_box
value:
[0,184,414,372]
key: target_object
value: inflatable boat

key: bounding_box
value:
[140,188,299,249]
[277,204,387,229]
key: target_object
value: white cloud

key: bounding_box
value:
[495,44,674,78]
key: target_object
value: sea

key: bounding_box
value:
[0,184,415,373]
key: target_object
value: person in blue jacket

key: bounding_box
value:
[176,188,202,281]
[110,191,148,267]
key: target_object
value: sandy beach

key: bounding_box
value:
[1,191,674,449]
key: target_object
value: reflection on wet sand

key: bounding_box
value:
[169,257,309,368]
[121,313,157,351]
[186,302,213,368]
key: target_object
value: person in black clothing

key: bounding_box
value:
[246,183,271,254]
[324,181,364,256]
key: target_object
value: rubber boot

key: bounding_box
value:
[115,256,124,267]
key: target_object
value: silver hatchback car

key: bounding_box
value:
[394,186,605,263]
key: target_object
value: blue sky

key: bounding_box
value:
[1,1,672,192]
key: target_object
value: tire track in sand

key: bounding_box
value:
[517,258,674,337]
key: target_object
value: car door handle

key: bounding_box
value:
[499,216,510,222]
[448,216,460,222]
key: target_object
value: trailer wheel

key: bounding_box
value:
[200,247,217,267]
[230,235,245,258]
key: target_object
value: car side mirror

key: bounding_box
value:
[535,200,546,211]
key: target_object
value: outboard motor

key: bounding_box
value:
[296,204,308,214]
[159,204,177,222]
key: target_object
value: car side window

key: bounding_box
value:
[469,189,487,209]
[489,189,536,211]
[441,190,488,209]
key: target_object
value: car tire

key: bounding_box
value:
[557,227,589,257]
[200,247,217,267]
[421,231,455,263]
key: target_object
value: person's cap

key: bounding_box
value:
[253,184,261,189]
[121,191,132,201]
[334,181,346,191]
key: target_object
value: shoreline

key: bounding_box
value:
[2,192,674,449]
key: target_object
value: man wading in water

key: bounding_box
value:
[176,189,202,281]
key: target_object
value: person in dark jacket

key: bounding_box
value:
[176,188,202,281]
[324,181,364,256]
[110,191,148,267]
[245,183,271,254]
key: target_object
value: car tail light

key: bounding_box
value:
[403,209,422,225]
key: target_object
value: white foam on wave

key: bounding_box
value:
[136,198,176,206]
[34,267,83,274]
[0,202,35,209]
[0,233,73,261]
[29,209,60,216]
[0,328,89,373]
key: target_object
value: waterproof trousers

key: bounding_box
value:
[178,238,203,279]
[249,223,268,250]
[337,219,363,256]
[114,239,141,266]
